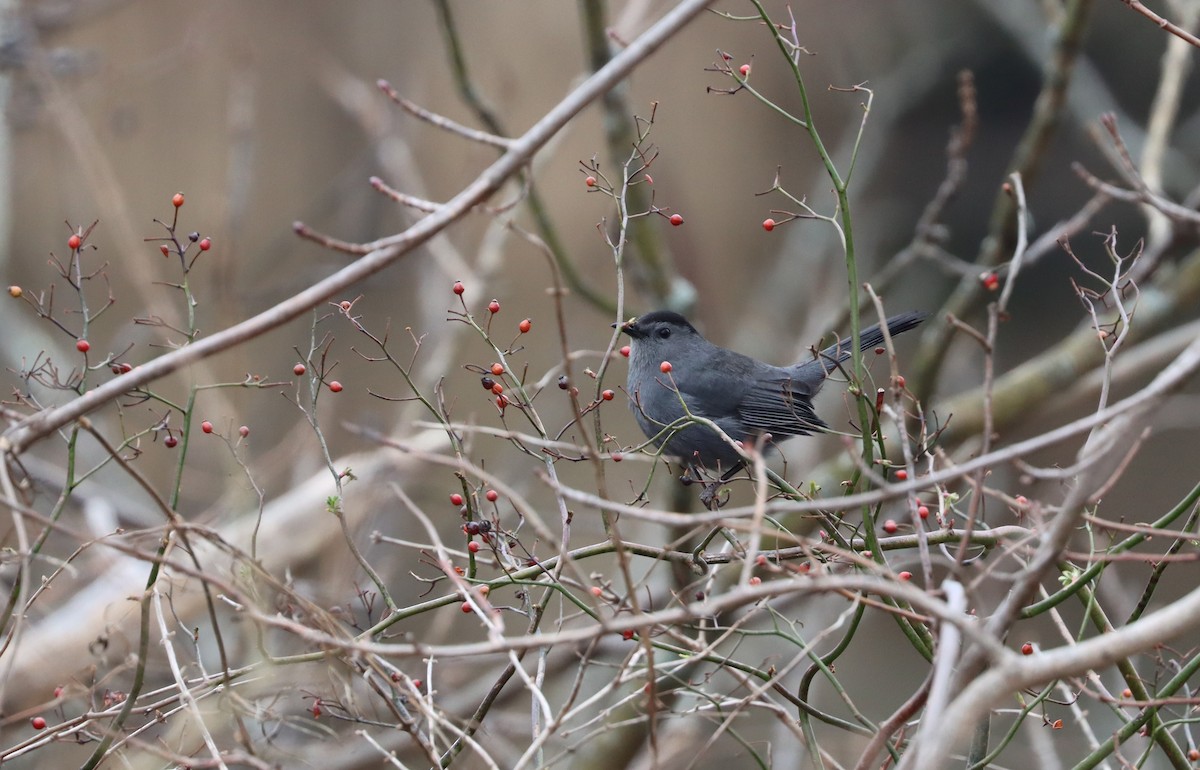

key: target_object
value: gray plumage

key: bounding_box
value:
[619,310,926,477]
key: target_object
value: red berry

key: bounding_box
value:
[660,361,672,373]
[293,363,306,376]
[748,576,762,586]
[898,571,913,581]
[53,685,63,698]
[1015,495,1028,506]
[75,339,90,353]
[981,272,1000,291]
[328,380,343,393]
[198,238,211,251]
[894,469,908,481]
[1021,642,1034,655]
[619,345,630,358]
[895,375,906,388]
[622,629,634,641]
[485,489,499,502]
[450,493,464,506]
[311,701,322,718]
[160,244,170,256]
[762,218,775,232]
[461,601,472,613]
[669,213,683,226]
[585,176,597,187]
[519,318,532,333]
[644,173,653,184]
[452,281,465,295]
[339,300,352,311]
[601,389,614,401]
[201,421,213,434]
[883,519,898,534]
[164,435,178,448]
[238,425,250,438]
[30,716,46,730]
[590,586,603,597]
[491,382,504,395]
[172,193,185,208]
[68,234,82,250]
[917,505,930,519]
[491,363,505,376]
[488,299,501,314]
[739,63,751,76]
[611,452,623,462]
[468,541,480,553]
[496,394,509,409]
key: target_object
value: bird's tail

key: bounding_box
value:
[816,311,928,366]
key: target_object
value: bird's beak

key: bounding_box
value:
[613,316,637,334]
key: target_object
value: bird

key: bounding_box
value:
[617,309,926,502]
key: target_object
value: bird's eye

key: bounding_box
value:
[656,327,671,339]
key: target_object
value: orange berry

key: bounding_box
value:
[519,318,531,333]
[172,193,185,208]
[601,389,614,401]
[491,363,504,376]
[585,176,596,187]
[660,361,672,373]
[7,286,21,298]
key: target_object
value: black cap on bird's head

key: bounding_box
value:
[615,310,699,341]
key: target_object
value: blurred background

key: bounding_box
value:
[2,0,1200,767]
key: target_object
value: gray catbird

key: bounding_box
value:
[617,310,926,493]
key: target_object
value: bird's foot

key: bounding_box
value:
[699,481,729,510]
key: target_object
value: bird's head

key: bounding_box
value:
[615,311,704,366]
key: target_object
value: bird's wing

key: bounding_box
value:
[734,374,827,437]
